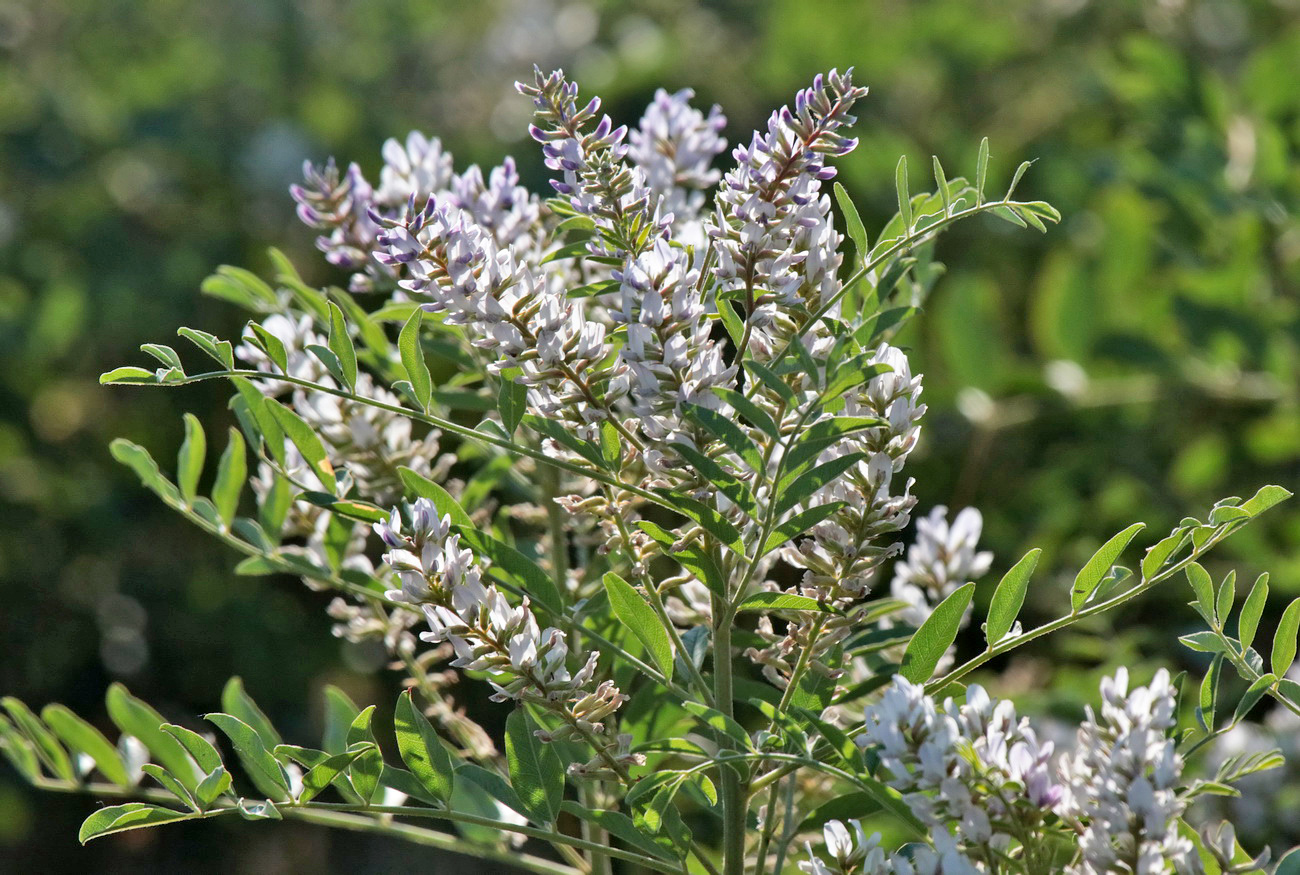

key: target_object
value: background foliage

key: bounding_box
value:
[1,0,1296,869]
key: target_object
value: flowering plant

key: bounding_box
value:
[4,67,1296,874]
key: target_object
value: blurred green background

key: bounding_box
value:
[1,0,1297,869]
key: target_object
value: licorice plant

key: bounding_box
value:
[4,67,1297,875]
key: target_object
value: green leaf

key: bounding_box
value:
[505,709,564,825]
[330,288,391,359]
[1198,654,1224,732]
[761,502,846,556]
[106,684,201,792]
[1232,674,1275,726]
[1185,562,1216,624]
[221,678,281,750]
[300,492,388,524]
[559,801,678,862]
[681,702,752,750]
[205,713,291,801]
[523,413,606,469]
[1271,597,1300,677]
[1142,529,1190,580]
[100,366,157,384]
[984,548,1041,645]
[712,387,779,439]
[498,372,527,435]
[735,592,830,613]
[1239,484,1293,517]
[327,302,358,390]
[668,442,755,515]
[894,155,912,230]
[1179,632,1229,654]
[745,361,795,405]
[784,417,883,475]
[455,526,564,617]
[307,343,350,388]
[901,583,975,683]
[399,309,432,411]
[681,403,763,471]
[1276,847,1300,875]
[1238,573,1269,651]
[833,181,868,262]
[654,489,744,554]
[141,764,199,810]
[975,137,990,202]
[79,803,217,844]
[397,466,473,529]
[177,413,206,505]
[0,715,41,781]
[1,698,74,781]
[540,239,591,264]
[231,377,286,466]
[42,704,130,786]
[177,326,235,370]
[636,520,728,598]
[296,747,370,804]
[603,573,674,682]
[140,344,184,370]
[194,766,233,809]
[266,400,337,492]
[1005,159,1033,199]
[1071,523,1145,612]
[321,686,361,755]
[247,322,289,375]
[565,278,620,298]
[457,762,529,817]
[393,690,455,803]
[775,453,868,515]
[110,439,181,504]
[202,265,278,310]
[1215,570,1236,628]
[212,428,247,527]
[932,156,952,214]
[159,724,223,776]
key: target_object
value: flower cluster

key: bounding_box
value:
[375,195,614,438]
[892,506,993,628]
[859,676,1060,869]
[518,67,662,260]
[611,237,735,455]
[828,668,1207,873]
[628,88,727,243]
[799,818,974,875]
[236,313,443,597]
[374,499,625,734]
[293,130,542,294]
[710,68,868,361]
[1059,668,1194,874]
[785,344,926,602]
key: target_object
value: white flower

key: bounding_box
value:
[859,676,1061,864]
[628,88,727,244]
[375,131,455,208]
[1060,668,1194,875]
[892,506,993,628]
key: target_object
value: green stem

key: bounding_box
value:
[758,197,1043,380]
[768,774,798,875]
[928,523,1240,694]
[116,369,669,510]
[607,497,714,704]
[752,778,782,875]
[33,778,592,875]
[304,802,676,873]
[712,597,746,875]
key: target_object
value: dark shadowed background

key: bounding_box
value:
[2,0,1297,869]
